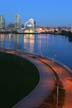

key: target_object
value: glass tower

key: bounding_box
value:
[0,16,5,29]
[15,14,20,29]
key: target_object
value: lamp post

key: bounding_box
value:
[57,82,59,108]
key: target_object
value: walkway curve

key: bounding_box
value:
[0,48,56,108]
[0,48,72,108]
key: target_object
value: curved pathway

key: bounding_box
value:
[38,57,72,108]
[0,48,72,108]
[0,48,56,108]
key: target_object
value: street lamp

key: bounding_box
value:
[57,82,59,108]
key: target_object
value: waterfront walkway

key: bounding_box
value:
[0,48,72,108]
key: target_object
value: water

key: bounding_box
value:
[0,33,72,69]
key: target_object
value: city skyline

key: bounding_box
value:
[1,15,72,29]
[0,0,72,26]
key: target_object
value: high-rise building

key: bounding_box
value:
[0,16,5,29]
[15,14,20,29]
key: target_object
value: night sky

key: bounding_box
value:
[0,0,72,26]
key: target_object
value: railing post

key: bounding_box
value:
[57,82,59,108]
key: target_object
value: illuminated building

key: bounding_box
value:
[15,14,20,29]
[0,16,5,29]
[24,18,36,33]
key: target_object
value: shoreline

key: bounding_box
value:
[0,48,72,108]
[0,30,72,35]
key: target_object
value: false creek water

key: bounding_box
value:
[0,33,72,69]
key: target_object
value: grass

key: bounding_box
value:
[0,51,39,108]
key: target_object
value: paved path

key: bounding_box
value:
[0,48,72,108]
[0,48,56,108]
[36,57,72,108]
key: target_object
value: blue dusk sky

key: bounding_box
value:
[0,0,72,26]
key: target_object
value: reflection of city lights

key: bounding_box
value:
[29,34,34,44]
[29,34,34,38]
[16,34,20,43]
[8,34,12,39]
[24,34,34,44]
[29,34,34,52]
[24,38,28,44]
[24,34,29,44]
[0,34,4,40]
[24,34,29,38]
[24,34,34,52]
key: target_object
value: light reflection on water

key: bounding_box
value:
[0,33,72,69]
